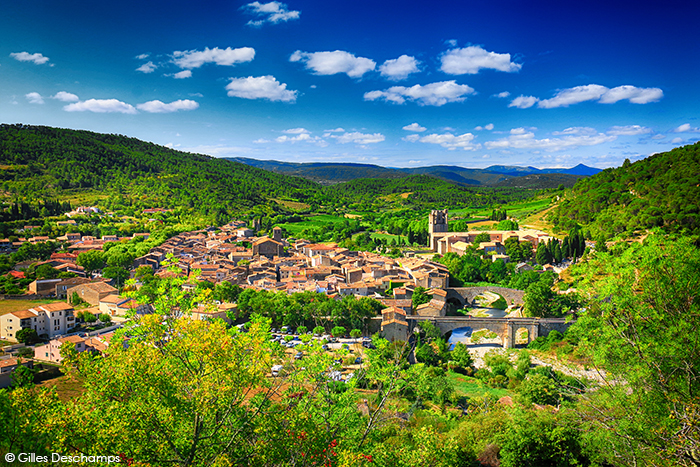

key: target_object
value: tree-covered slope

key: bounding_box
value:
[0,124,321,221]
[548,142,700,237]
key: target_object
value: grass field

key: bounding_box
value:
[447,372,512,399]
[278,213,350,236]
[0,299,63,317]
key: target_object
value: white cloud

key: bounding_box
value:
[403,123,426,132]
[440,46,521,75]
[508,95,539,109]
[331,131,385,144]
[324,128,345,133]
[379,55,420,81]
[364,80,475,106]
[485,128,616,152]
[598,85,663,104]
[475,123,494,131]
[25,92,44,104]
[552,127,597,136]
[403,134,420,143]
[63,99,138,114]
[243,1,300,26]
[136,61,157,73]
[136,99,199,113]
[225,75,297,102]
[538,84,608,108]
[606,125,652,136]
[670,137,684,144]
[171,70,192,79]
[172,47,255,69]
[135,53,150,60]
[673,123,700,133]
[418,132,480,151]
[275,131,327,146]
[536,84,663,108]
[290,50,376,78]
[52,91,79,102]
[494,91,510,99]
[10,52,49,65]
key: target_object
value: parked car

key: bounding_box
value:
[294,352,303,360]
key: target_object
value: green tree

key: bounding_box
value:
[411,286,432,308]
[450,342,474,371]
[76,250,105,275]
[15,328,40,345]
[574,236,700,466]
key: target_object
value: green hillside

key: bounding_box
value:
[0,125,546,224]
[548,142,700,237]
[0,124,321,223]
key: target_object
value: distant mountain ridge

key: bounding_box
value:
[226,157,601,187]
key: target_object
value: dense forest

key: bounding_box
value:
[0,125,548,226]
[548,142,700,238]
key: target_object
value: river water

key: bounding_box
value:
[446,307,507,350]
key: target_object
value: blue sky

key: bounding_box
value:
[1,0,699,169]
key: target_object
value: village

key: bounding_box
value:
[0,209,560,387]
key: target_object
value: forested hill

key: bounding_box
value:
[0,124,547,223]
[548,142,700,237]
[0,124,321,222]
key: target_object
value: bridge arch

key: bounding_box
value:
[445,287,525,308]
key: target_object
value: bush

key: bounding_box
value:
[313,325,324,336]
[98,313,112,324]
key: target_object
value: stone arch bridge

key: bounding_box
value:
[445,287,525,308]
[408,316,571,348]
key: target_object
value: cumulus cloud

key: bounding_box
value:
[25,92,44,104]
[135,53,150,60]
[10,52,49,65]
[136,61,157,73]
[673,123,700,133]
[598,85,663,104]
[494,91,510,99]
[52,91,79,102]
[440,46,521,75]
[63,99,138,114]
[136,99,199,113]
[475,123,494,131]
[275,130,327,146]
[283,128,310,134]
[403,134,420,143]
[331,131,385,144]
[416,132,480,151]
[364,80,475,106]
[485,127,616,151]
[290,50,376,78]
[537,84,663,108]
[403,123,426,132]
[225,75,297,102]
[242,1,300,26]
[670,137,684,144]
[606,125,652,136]
[173,47,255,69]
[508,95,539,109]
[379,55,420,81]
[171,70,192,79]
